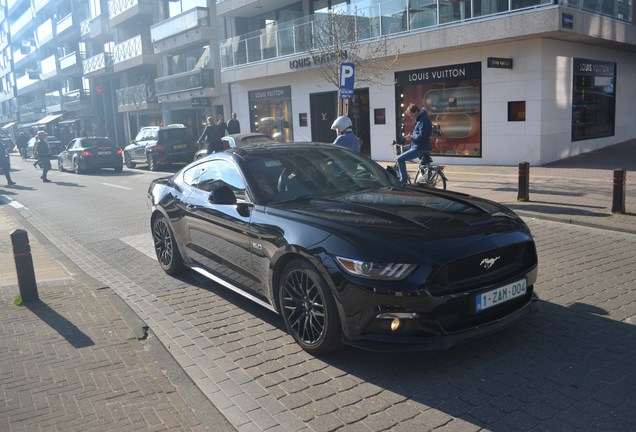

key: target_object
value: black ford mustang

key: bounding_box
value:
[148,143,539,354]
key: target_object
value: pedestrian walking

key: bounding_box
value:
[16,131,28,161]
[0,136,15,185]
[217,114,229,136]
[227,112,241,134]
[198,117,224,154]
[34,131,51,182]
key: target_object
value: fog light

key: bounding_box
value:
[390,318,401,332]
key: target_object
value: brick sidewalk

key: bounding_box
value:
[0,206,232,432]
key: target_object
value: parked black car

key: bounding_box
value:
[148,143,539,354]
[57,137,123,174]
[124,124,196,171]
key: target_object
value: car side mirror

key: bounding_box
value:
[209,185,237,205]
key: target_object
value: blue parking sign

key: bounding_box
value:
[339,63,355,91]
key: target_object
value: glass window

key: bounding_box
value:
[248,86,293,143]
[395,62,482,158]
[190,160,246,200]
[572,59,616,141]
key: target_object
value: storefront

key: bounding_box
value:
[226,38,636,166]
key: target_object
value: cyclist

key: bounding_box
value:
[397,103,432,185]
[331,116,360,152]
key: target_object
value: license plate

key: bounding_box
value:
[475,279,527,312]
[97,151,110,155]
[174,144,186,149]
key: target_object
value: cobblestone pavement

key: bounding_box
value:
[1,140,636,431]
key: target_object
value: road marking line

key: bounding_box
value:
[100,183,133,190]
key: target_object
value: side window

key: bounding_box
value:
[192,159,246,201]
[134,130,145,142]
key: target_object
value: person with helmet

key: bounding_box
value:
[331,116,360,152]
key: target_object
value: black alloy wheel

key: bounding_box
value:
[279,259,342,355]
[147,153,158,171]
[152,214,184,274]
[124,151,136,168]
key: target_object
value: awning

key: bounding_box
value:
[34,113,64,125]
[58,119,78,125]
[1,121,17,129]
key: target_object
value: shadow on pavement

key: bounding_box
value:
[25,300,95,348]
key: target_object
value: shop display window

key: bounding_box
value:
[572,59,616,142]
[248,86,293,143]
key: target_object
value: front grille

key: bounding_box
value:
[427,241,536,295]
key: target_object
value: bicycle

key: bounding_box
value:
[388,140,448,190]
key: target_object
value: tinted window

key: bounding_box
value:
[158,128,187,143]
[186,159,246,200]
[82,138,113,147]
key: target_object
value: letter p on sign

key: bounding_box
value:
[339,63,355,90]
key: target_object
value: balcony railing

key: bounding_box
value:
[155,69,214,96]
[63,89,91,106]
[113,35,153,65]
[83,52,114,75]
[37,19,54,46]
[109,0,152,21]
[220,0,632,69]
[57,13,74,35]
[41,55,57,79]
[16,74,40,91]
[80,18,90,38]
[60,51,86,70]
[151,7,209,43]
[10,8,33,38]
[116,83,156,110]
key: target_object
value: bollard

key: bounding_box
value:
[611,168,626,214]
[517,162,530,202]
[10,229,39,302]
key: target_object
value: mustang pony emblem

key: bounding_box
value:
[480,256,500,270]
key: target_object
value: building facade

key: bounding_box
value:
[218,0,636,165]
[2,0,227,148]
[1,1,633,165]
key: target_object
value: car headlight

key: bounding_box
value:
[335,257,416,281]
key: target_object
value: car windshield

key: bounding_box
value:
[245,146,401,203]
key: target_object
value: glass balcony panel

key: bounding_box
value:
[151,7,209,43]
[45,91,61,109]
[60,51,85,70]
[57,13,74,35]
[10,8,33,37]
[33,0,48,13]
[154,69,214,96]
[41,55,57,78]
[37,19,54,45]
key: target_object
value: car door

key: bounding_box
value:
[63,139,82,169]
[180,159,260,294]
[132,129,149,162]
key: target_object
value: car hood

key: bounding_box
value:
[267,187,531,261]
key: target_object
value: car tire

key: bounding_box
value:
[73,158,82,174]
[151,214,185,275]
[58,157,65,172]
[124,152,136,169]
[278,259,343,355]
[147,153,158,171]
[114,163,123,172]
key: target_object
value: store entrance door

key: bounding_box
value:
[310,92,337,144]
[309,89,370,156]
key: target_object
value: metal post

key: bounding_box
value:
[517,162,530,202]
[611,168,626,214]
[10,229,39,302]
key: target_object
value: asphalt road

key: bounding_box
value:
[4,155,635,431]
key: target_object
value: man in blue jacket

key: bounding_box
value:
[397,103,432,184]
[331,116,360,152]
